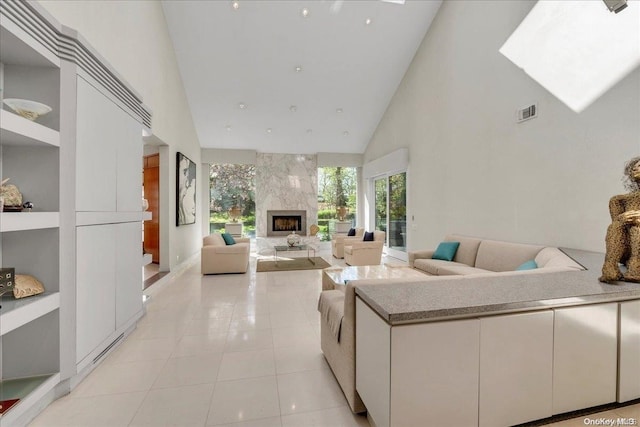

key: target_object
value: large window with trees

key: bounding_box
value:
[209,164,256,237]
[317,166,357,240]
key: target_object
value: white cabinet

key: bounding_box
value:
[618,300,640,402]
[1,3,149,423]
[356,298,480,427]
[76,222,143,365]
[75,77,142,213]
[552,303,618,414]
[479,311,554,427]
[76,224,117,363]
[116,222,143,328]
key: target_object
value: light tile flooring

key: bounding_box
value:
[29,245,639,426]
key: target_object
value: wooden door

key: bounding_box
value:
[143,154,160,263]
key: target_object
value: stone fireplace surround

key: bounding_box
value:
[267,210,307,236]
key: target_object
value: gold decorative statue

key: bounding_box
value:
[600,156,640,283]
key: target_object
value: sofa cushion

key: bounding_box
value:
[535,247,584,270]
[433,241,460,261]
[445,234,482,266]
[475,240,544,272]
[222,233,236,245]
[203,233,225,247]
[516,260,538,271]
[317,290,345,341]
[437,264,491,276]
[415,259,470,275]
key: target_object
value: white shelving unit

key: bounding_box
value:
[1,3,151,424]
[1,6,62,424]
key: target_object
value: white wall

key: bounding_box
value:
[39,0,202,269]
[364,0,640,252]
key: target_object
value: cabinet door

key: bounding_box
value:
[391,318,480,427]
[479,311,553,427]
[553,303,618,414]
[76,76,142,212]
[116,222,143,328]
[76,77,117,212]
[619,300,640,402]
[76,224,116,363]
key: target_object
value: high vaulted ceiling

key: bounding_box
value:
[162,0,442,154]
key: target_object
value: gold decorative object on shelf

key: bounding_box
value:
[13,274,45,299]
[3,98,52,121]
[1,178,23,211]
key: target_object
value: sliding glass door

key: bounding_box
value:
[372,172,407,260]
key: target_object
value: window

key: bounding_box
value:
[317,167,357,240]
[209,164,256,237]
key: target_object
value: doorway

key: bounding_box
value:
[373,171,407,260]
[143,153,160,264]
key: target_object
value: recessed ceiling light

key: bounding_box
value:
[365,18,372,25]
[231,1,239,10]
[301,8,310,17]
[238,102,247,109]
[295,66,303,73]
[266,128,272,133]
[225,125,232,131]
[336,108,343,113]
[306,129,313,134]
[343,131,349,136]
[289,105,298,112]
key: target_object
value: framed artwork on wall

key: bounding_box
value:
[176,152,196,226]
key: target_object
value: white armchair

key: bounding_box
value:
[331,227,364,259]
[201,233,250,274]
[344,230,386,266]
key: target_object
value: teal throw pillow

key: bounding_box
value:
[516,260,538,271]
[221,233,236,245]
[432,241,460,261]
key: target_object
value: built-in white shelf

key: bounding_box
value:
[0,373,61,424]
[142,253,152,266]
[0,292,60,335]
[0,109,60,147]
[0,212,59,232]
[143,211,152,221]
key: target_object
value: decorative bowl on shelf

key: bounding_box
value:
[3,98,53,121]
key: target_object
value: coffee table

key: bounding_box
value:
[322,264,428,291]
[273,244,315,266]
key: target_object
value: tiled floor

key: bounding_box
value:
[29,244,640,426]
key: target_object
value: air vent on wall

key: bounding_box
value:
[517,103,538,123]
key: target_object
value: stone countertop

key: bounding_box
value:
[354,249,640,325]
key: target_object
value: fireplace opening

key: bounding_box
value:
[266,210,307,236]
[273,216,302,233]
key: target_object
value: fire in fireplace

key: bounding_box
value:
[273,216,302,232]
[267,210,307,236]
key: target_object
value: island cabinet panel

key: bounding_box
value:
[552,303,618,414]
[479,311,554,427]
[355,298,391,427]
[618,300,640,402]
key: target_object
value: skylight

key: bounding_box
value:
[500,0,640,113]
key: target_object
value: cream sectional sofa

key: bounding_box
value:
[409,234,584,276]
[319,235,584,413]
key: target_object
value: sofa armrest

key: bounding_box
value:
[235,237,250,244]
[408,250,435,267]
